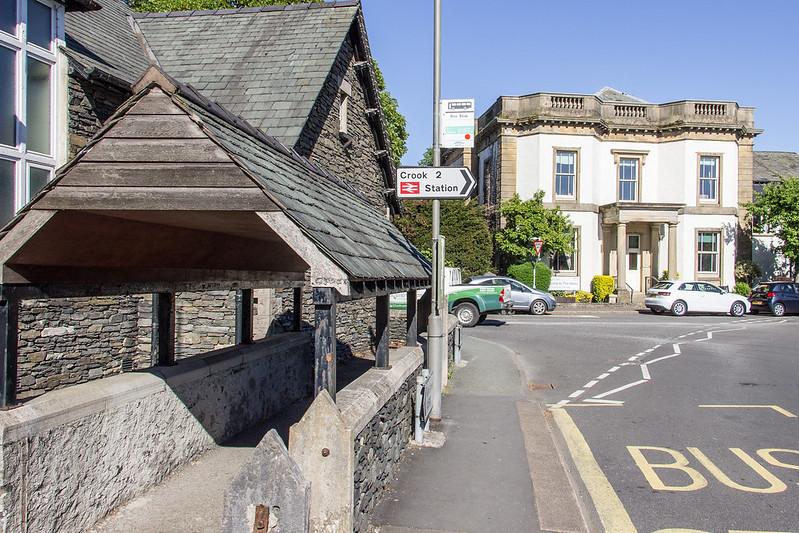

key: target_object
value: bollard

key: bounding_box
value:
[427,314,444,420]
[415,369,431,443]
[454,324,462,365]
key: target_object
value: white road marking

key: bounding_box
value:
[569,389,585,399]
[673,343,681,354]
[677,334,687,339]
[644,348,655,353]
[696,331,713,342]
[593,379,648,399]
[627,355,639,361]
[584,398,624,405]
[646,353,680,365]
[652,344,661,350]
[620,362,632,366]
[635,352,646,356]
[608,366,620,372]
[552,399,570,408]
[597,373,610,380]
[583,380,599,389]
[640,364,651,380]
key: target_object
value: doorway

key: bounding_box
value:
[626,234,641,292]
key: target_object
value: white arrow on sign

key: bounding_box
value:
[396,167,476,199]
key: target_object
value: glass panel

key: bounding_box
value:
[627,234,640,250]
[28,165,49,198]
[0,46,15,147]
[0,1,15,35]
[27,0,51,49]
[26,56,50,154]
[0,159,15,226]
[628,253,638,270]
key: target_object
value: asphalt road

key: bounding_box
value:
[468,311,799,533]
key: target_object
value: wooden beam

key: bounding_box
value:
[313,287,336,401]
[406,289,418,347]
[151,292,176,366]
[58,163,257,188]
[375,294,390,368]
[83,138,230,163]
[293,287,302,332]
[0,295,19,408]
[36,187,276,211]
[235,289,253,345]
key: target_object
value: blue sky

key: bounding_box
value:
[362,0,799,165]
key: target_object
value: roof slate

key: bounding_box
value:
[64,0,150,84]
[595,86,648,104]
[135,4,358,146]
[754,151,799,183]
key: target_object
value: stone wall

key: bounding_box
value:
[352,371,417,533]
[0,333,311,533]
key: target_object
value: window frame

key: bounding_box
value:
[0,0,63,225]
[552,147,579,202]
[551,227,579,275]
[612,150,648,203]
[695,229,722,279]
[697,153,722,205]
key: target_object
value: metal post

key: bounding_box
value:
[292,287,302,332]
[406,289,418,346]
[375,294,390,368]
[0,296,19,408]
[235,289,253,345]
[313,287,336,400]
[426,0,444,421]
[151,292,176,367]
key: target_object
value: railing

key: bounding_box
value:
[694,103,727,116]
[550,95,584,110]
[614,104,647,118]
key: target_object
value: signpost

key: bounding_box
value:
[396,167,476,199]
[440,99,475,148]
[532,237,543,289]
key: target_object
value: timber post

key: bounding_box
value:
[0,293,19,408]
[375,294,390,368]
[151,292,176,366]
[313,287,336,400]
[405,289,417,346]
[235,288,254,345]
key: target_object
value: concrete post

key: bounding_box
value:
[668,223,678,278]
[616,223,627,292]
[427,314,444,419]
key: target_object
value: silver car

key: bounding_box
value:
[465,275,557,315]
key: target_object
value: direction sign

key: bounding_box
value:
[533,239,544,257]
[396,167,476,199]
[440,99,474,148]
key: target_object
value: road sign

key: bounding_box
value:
[533,239,544,257]
[397,167,476,199]
[440,99,474,148]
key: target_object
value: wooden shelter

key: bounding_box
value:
[0,68,430,407]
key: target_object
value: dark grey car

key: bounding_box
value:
[465,275,557,315]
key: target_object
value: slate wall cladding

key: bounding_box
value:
[352,370,417,533]
[297,34,387,213]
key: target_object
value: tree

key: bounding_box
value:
[495,192,574,267]
[394,200,492,277]
[372,60,408,167]
[746,177,799,280]
[419,147,433,166]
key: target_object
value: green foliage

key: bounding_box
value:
[372,60,408,167]
[575,290,593,303]
[661,270,679,280]
[130,0,318,11]
[735,260,762,284]
[591,275,615,303]
[419,147,434,166]
[746,177,799,279]
[394,200,492,277]
[506,262,552,291]
[734,281,751,297]
[495,192,574,265]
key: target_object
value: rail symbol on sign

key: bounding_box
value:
[400,182,420,195]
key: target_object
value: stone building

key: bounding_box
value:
[468,87,759,296]
[2,0,401,397]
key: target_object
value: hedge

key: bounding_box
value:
[507,262,552,291]
[591,275,615,303]
[734,281,751,297]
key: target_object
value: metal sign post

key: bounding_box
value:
[532,238,543,289]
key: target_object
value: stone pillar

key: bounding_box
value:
[650,224,661,280]
[616,223,627,292]
[602,225,612,275]
[668,223,678,279]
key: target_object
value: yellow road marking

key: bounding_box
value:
[551,408,637,533]
[698,404,797,418]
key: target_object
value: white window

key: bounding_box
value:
[0,0,62,226]
[554,150,576,199]
[551,229,578,272]
[699,155,719,203]
[618,157,639,202]
[697,231,720,275]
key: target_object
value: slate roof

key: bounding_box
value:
[595,86,648,104]
[754,151,799,184]
[166,81,429,282]
[64,0,150,84]
[134,3,359,145]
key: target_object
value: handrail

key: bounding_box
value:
[625,282,634,304]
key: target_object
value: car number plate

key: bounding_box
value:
[752,300,763,305]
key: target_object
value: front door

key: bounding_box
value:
[626,234,641,292]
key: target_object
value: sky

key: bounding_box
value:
[361,0,799,166]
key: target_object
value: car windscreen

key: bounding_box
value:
[652,282,673,289]
[753,284,772,293]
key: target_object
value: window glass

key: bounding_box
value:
[555,150,576,198]
[0,46,15,147]
[478,279,494,286]
[699,155,719,202]
[653,282,673,289]
[627,234,640,250]
[0,159,15,226]
[619,158,638,201]
[28,165,49,198]
[551,230,578,272]
[26,56,50,154]
[510,281,527,292]
[697,231,719,273]
[679,283,697,291]
[27,0,51,50]
[628,252,638,270]
[0,1,15,35]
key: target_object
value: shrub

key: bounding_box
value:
[507,262,552,291]
[734,281,751,297]
[575,290,593,303]
[735,261,761,284]
[591,275,615,303]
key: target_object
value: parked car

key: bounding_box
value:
[447,280,513,327]
[464,275,556,315]
[749,282,799,316]
[644,280,750,317]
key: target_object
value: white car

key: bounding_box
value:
[645,280,750,317]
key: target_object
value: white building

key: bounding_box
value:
[467,87,758,297]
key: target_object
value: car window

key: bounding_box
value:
[478,279,494,286]
[509,281,527,292]
[653,282,673,290]
[679,283,696,291]
[774,284,787,293]
[753,284,771,293]
[699,283,722,294]
[493,279,507,286]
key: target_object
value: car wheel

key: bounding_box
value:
[477,313,487,324]
[454,302,480,327]
[772,302,786,317]
[730,301,746,317]
[530,300,547,315]
[671,300,687,317]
